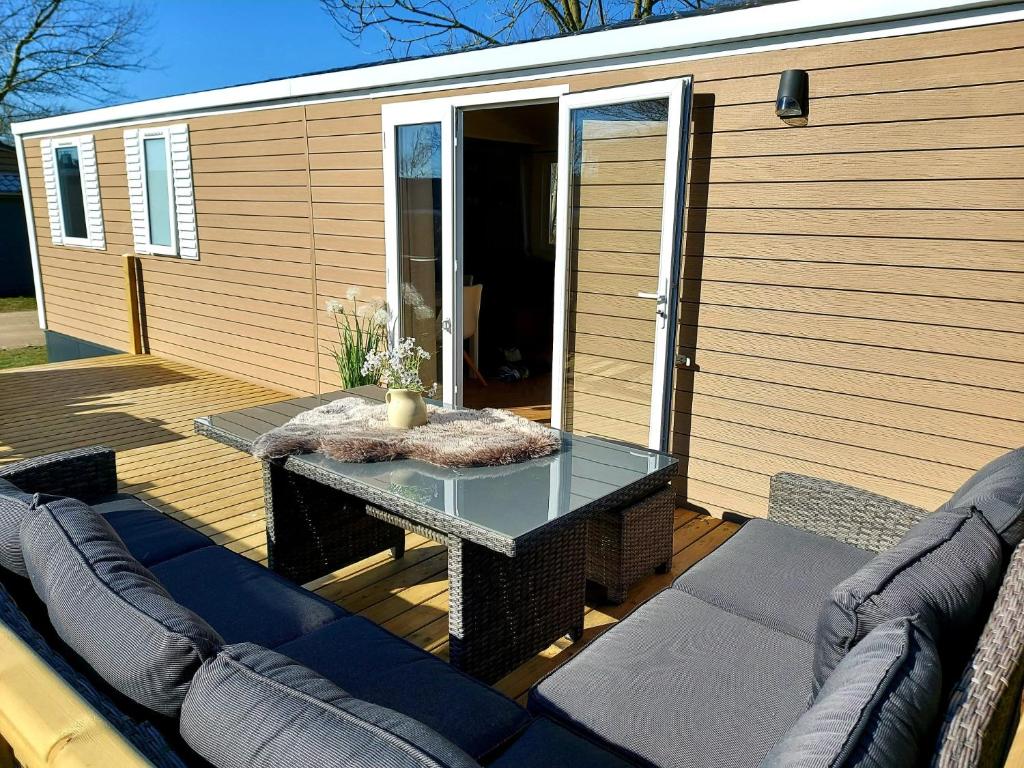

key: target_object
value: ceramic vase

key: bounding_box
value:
[385,389,428,429]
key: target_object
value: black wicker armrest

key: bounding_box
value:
[0,446,117,503]
[767,473,928,553]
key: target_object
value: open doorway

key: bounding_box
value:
[459,102,558,423]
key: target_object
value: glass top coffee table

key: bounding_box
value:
[196,388,677,683]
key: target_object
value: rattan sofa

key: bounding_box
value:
[2,446,1021,767]
[530,448,1024,768]
[0,446,636,768]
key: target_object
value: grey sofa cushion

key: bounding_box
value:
[939,447,1024,551]
[675,519,874,642]
[0,478,34,577]
[274,615,530,761]
[150,545,348,649]
[814,507,1002,693]
[530,588,815,768]
[20,495,223,717]
[94,494,214,567]
[180,642,480,768]
[762,615,942,768]
[489,718,637,768]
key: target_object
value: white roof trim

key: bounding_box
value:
[11,0,1022,137]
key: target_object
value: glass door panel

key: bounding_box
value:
[553,79,692,450]
[383,103,458,404]
[395,123,444,392]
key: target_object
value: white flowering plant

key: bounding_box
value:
[325,287,391,389]
[361,336,435,396]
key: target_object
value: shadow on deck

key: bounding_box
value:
[0,353,737,699]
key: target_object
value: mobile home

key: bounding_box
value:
[11,0,1024,517]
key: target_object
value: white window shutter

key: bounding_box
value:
[39,138,63,246]
[123,128,151,254]
[78,135,105,249]
[169,124,198,260]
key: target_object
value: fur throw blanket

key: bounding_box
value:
[251,397,560,469]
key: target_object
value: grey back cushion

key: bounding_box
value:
[939,447,1024,551]
[180,642,480,768]
[814,507,1002,693]
[20,495,223,717]
[0,478,34,577]
[762,615,942,768]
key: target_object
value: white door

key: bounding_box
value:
[551,78,693,451]
[382,102,460,405]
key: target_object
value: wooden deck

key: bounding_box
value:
[0,353,738,700]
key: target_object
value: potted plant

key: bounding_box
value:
[362,337,435,429]
[325,288,390,389]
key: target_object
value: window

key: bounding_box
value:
[142,132,175,252]
[55,145,87,240]
[124,124,198,259]
[41,134,105,249]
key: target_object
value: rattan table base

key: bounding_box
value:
[586,484,675,604]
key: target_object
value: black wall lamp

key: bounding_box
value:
[775,69,809,120]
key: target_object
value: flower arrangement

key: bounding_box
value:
[325,287,390,389]
[361,336,435,396]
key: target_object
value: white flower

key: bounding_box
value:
[345,286,360,301]
[373,307,392,326]
[325,299,343,315]
[412,304,434,321]
[360,335,432,393]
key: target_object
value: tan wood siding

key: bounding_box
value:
[305,99,388,390]
[25,108,317,393]
[20,18,1024,517]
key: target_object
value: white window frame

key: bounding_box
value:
[50,136,94,249]
[137,126,179,257]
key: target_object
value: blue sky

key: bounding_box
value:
[108,0,378,105]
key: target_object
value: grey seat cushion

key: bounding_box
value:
[0,478,34,576]
[529,589,815,768]
[150,545,347,648]
[938,447,1024,551]
[674,519,874,642]
[274,615,531,761]
[814,507,1003,693]
[762,615,942,768]
[180,642,480,768]
[20,495,223,717]
[490,718,638,768]
[93,494,214,567]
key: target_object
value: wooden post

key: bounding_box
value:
[0,735,15,768]
[123,254,143,354]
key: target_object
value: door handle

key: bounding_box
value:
[636,291,666,303]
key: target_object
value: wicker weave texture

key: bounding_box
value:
[586,485,674,604]
[262,462,406,585]
[767,473,928,553]
[933,541,1024,768]
[0,446,117,504]
[449,523,586,684]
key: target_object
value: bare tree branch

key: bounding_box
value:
[320,0,748,58]
[1,0,151,134]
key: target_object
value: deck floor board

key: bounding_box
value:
[0,353,738,694]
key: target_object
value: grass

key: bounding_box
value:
[0,346,47,370]
[0,296,37,313]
